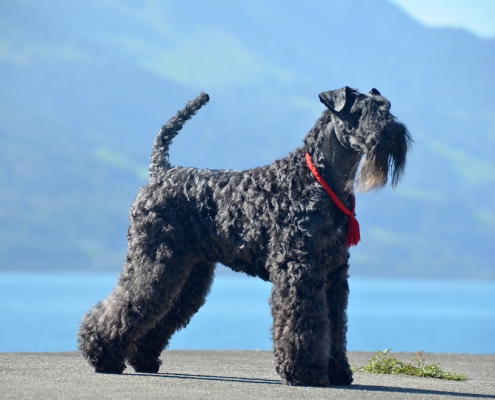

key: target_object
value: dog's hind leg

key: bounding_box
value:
[77,243,197,373]
[127,261,216,373]
[326,263,353,385]
[270,260,331,387]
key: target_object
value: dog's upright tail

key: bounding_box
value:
[149,92,210,180]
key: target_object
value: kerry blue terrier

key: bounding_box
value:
[78,87,411,386]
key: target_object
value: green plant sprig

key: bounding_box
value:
[354,349,467,381]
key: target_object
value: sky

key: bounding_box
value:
[386,0,495,39]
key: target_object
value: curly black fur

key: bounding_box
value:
[78,87,411,386]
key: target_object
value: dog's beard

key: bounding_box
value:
[355,150,389,192]
[354,123,411,192]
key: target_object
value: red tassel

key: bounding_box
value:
[347,215,361,247]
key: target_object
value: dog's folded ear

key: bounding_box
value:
[319,86,355,112]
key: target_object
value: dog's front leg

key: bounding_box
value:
[270,260,331,387]
[326,263,353,385]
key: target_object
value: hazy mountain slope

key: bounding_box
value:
[0,0,494,278]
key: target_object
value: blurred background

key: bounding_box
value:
[1,0,494,353]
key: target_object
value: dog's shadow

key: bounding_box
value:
[128,371,494,398]
[130,371,281,385]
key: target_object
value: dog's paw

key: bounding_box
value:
[328,357,353,385]
[327,372,353,386]
[94,361,126,374]
[130,358,161,374]
[278,365,330,387]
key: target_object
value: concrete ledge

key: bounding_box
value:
[1,351,494,399]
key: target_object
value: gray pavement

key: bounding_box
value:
[0,351,494,399]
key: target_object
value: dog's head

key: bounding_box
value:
[320,86,412,192]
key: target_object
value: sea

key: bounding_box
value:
[1,271,494,354]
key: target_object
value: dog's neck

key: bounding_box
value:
[315,123,361,205]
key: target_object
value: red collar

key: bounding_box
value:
[305,152,360,246]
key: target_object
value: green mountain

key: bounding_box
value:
[1,0,494,278]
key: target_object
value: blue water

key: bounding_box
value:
[1,271,494,354]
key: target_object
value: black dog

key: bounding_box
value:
[78,87,411,386]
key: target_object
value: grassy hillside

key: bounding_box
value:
[0,0,494,278]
